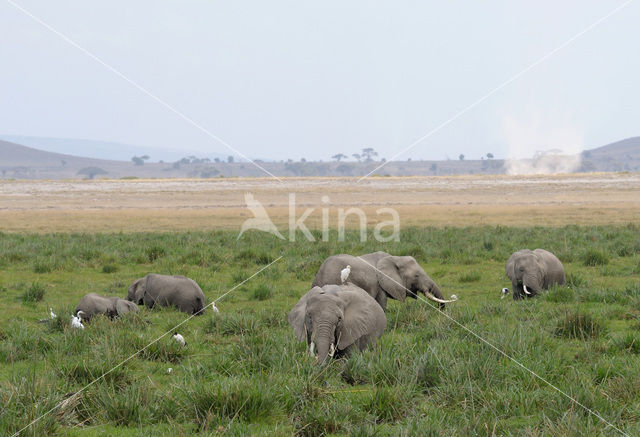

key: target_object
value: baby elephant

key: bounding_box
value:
[289,284,386,365]
[75,293,139,321]
[506,249,565,300]
[127,274,206,315]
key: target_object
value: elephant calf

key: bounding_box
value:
[506,249,565,300]
[127,274,206,315]
[289,284,386,365]
[75,293,139,321]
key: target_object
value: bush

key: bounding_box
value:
[102,264,118,273]
[458,271,481,283]
[33,260,53,273]
[554,311,606,339]
[146,246,166,262]
[545,286,574,303]
[582,249,610,266]
[22,282,46,303]
[251,284,274,301]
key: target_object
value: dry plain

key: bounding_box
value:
[0,173,639,232]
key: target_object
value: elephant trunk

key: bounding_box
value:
[313,323,336,365]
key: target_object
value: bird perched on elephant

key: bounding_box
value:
[506,249,565,300]
[312,251,456,311]
[289,284,386,365]
[127,274,206,315]
[74,293,139,321]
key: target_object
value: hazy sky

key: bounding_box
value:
[1,1,638,162]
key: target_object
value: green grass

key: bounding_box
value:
[1,226,640,435]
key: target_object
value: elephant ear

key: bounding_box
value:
[128,278,145,304]
[288,287,317,342]
[338,286,384,350]
[377,256,406,301]
[505,254,516,282]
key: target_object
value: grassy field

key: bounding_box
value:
[1,226,640,435]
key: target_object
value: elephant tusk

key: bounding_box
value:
[424,291,458,304]
[329,343,336,358]
[523,285,532,295]
[309,342,315,357]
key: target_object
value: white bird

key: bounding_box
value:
[173,332,186,347]
[340,265,351,284]
[450,294,457,301]
[211,302,219,313]
[501,288,510,299]
[71,312,84,330]
[49,307,57,319]
[167,367,173,374]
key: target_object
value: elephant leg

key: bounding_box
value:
[375,291,387,311]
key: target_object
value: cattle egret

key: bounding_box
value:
[501,288,510,299]
[167,368,173,374]
[71,313,84,330]
[340,265,351,283]
[212,302,219,313]
[450,294,457,300]
[173,332,186,347]
[49,308,57,319]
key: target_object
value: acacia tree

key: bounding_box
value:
[487,153,494,159]
[458,154,465,161]
[132,155,150,166]
[361,147,378,162]
[331,153,347,162]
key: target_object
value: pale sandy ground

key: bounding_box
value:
[0,173,639,232]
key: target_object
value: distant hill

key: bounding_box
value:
[0,135,227,163]
[580,137,640,172]
[1,136,639,179]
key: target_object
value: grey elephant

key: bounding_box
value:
[75,293,139,321]
[288,284,386,365]
[506,249,565,300]
[312,251,456,311]
[127,274,206,315]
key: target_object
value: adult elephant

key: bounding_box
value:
[288,284,386,365]
[312,251,456,310]
[506,249,565,300]
[127,274,206,315]
[75,293,139,321]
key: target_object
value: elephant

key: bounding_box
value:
[74,293,139,321]
[288,284,386,365]
[127,274,206,315]
[506,249,565,300]
[312,251,456,311]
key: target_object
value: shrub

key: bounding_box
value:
[102,264,118,273]
[612,332,640,354]
[545,286,574,303]
[33,260,53,273]
[566,272,587,288]
[22,282,46,303]
[146,246,166,262]
[554,311,605,339]
[582,249,609,266]
[251,284,274,301]
[458,271,481,283]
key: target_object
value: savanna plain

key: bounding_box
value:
[1,174,640,436]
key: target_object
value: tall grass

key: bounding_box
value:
[0,227,639,435]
